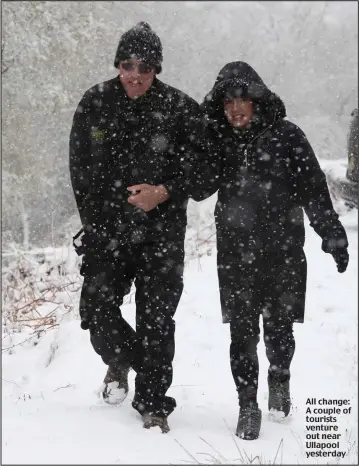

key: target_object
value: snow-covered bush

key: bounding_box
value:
[2,243,82,345]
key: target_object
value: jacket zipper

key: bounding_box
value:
[244,112,277,169]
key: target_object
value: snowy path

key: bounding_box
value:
[2,209,358,465]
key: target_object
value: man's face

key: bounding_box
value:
[224,97,253,128]
[119,59,155,99]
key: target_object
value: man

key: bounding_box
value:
[188,62,349,439]
[69,22,204,433]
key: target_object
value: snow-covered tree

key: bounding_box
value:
[2,0,357,248]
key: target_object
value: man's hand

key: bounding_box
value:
[127,184,169,212]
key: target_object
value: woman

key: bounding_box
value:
[192,62,349,440]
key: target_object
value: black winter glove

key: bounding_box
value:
[331,248,349,273]
[322,236,349,273]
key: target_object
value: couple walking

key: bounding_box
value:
[69,22,349,439]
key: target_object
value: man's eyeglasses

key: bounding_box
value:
[121,61,154,74]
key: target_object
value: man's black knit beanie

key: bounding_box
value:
[114,22,163,74]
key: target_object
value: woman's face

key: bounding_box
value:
[224,97,253,129]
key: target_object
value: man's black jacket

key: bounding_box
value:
[69,76,205,249]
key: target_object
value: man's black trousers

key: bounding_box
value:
[79,239,185,418]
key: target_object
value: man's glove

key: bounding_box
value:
[322,235,349,273]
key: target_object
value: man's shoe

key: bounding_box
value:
[142,413,170,433]
[102,364,130,405]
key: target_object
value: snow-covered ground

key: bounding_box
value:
[2,193,358,465]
